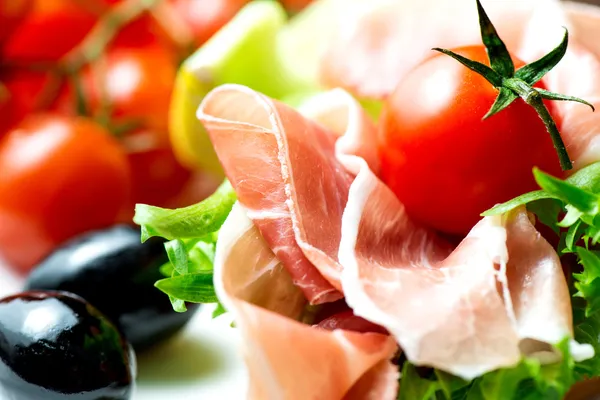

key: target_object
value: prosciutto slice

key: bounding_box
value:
[199,84,591,381]
[199,85,366,303]
[340,178,585,378]
[214,203,398,399]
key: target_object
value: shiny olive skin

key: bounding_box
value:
[0,291,135,400]
[25,225,198,351]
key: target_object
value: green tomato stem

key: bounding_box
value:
[504,78,573,171]
[63,0,163,72]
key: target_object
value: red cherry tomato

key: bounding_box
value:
[110,13,178,54]
[83,44,177,145]
[80,44,191,208]
[121,130,192,211]
[1,0,97,63]
[0,114,130,272]
[379,46,563,235]
[0,0,33,45]
[0,69,70,134]
[76,43,190,209]
[169,0,248,46]
[279,0,314,13]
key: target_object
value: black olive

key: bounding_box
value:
[25,225,199,351]
[0,291,135,400]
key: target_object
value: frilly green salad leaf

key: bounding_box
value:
[133,180,236,314]
[398,340,582,400]
[134,180,236,242]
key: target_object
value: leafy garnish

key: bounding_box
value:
[397,364,440,400]
[397,339,586,400]
[573,300,600,378]
[480,162,600,393]
[534,169,598,215]
[155,272,218,304]
[484,162,600,217]
[434,0,594,170]
[133,180,236,315]
[134,180,236,242]
[573,247,600,317]
[482,190,554,217]
[212,302,227,319]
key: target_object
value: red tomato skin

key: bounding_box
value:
[0,69,70,135]
[57,43,190,211]
[124,134,192,209]
[1,0,97,63]
[0,114,130,272]
[279,0,314,13]
[0,0,33,44]
[379,46,563,235]
[83,44,177,146]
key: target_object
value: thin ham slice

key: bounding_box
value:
[200,84,591,382]
[339,170,587,377]
[215,203,398,399]
[198,85,371,303]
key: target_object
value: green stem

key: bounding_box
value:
[69,73,89,117]
[504,78,573,171]
[63,0,163,72]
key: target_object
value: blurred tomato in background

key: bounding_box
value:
[1,0,97,63]
[0,0,317,271]
[0,114,130,271]
[0,0,32,45]
[278,0,314,13]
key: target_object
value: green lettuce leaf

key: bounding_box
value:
[397,364,440,400]
[134,180,235,314]
[573,300,600,378]
[573,247,600,317]
[397,339,583,400]
[155,272,218,304]
[134,180,236,242]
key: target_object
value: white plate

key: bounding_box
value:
[0,259,247,400]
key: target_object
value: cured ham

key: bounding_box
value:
[214,203,398,399]
[198,84,591,383]
[340,182,585,377]
[199,85,359,304]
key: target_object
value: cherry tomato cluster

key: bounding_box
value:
[0,0,251,272]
